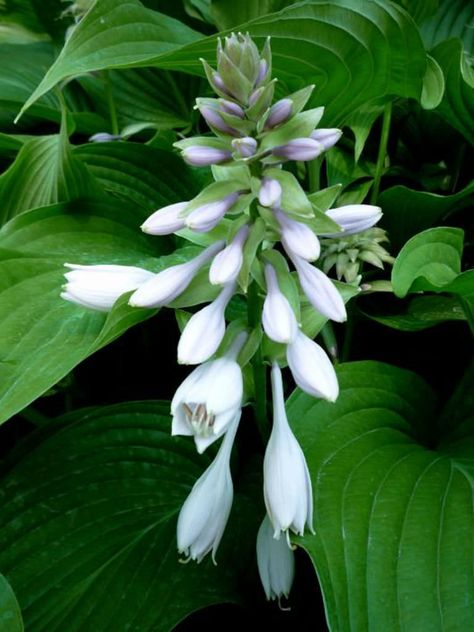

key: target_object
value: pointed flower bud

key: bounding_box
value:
[274,209,320,261]
[177,415,239,563]
[231,136,257,158]
[219,99,245,118]
[209,224,249,285]
[286,330,338,401]
[310,128,342,150]
[264,98,292,129]
[129,241,224,308]
[198,104,237,136]
[264,363,314,538]
[185,192,240,233]
[89,132,122,143]
[291,254,347,323]
[141,201,188,235]
[62,264,154,312]
[171,332,246,453]
[182,146,232,167]
[323,204,383,236]
[177,283,235,365]
[257,515,295,601]
[262,265,298,344]
[255,58,269,87]
[258,177,282,208]
[272,138,324,161]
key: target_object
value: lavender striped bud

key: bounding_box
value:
[141,201,188,235]
[182,146,232,167]
[199,105,237,135]
[232,136,257,158]
[212,72,230,95]
[258,178,282,208]
[310,128,342,150]
[255,59,269,86]
[275,209,320,261]
[89,132,122,143]
[186,192,240,233]
[209,224,249,285]
[264,98,292,129]
[323,205,382,236]
[219,99,245,118]
[272,138,324,161]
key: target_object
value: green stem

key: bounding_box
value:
[341,301,356,362]
[370,102,392,205]
[308,155,323,193]
[104,71,119,136]
[247,280,268,443]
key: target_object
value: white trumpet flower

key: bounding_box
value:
[262,265,298,344]
[171,332,246,453]
[264,364,314,539]
[257,515,295,601]
[291,254,346,323]
[209,225,249,285]
[61,263,154,312]
[177,283,235,365]
[275,209,320,261]
[323,204,383,236]
[286,330,339,401]
[177,415,239,563]
[129,241,223,308]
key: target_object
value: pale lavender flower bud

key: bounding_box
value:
[264,98,292,129]
[177,416,239,562]
[258,178,282,208]
[275,209,320,261]
[199,105,237,135]
[177,283,235,365]
[141,201,188,235]
[323,204,383,236]
[231,136,257,157]
[129,241,224,308]
[249,86,263,107]
[310,128,342,150]
[272,138,324,161]
[257,515,295,601]
[291,254,347,323]
[182,146,232,167]
[262,265,298,344]
[212,72,229,95]
[209,224,249,285]
[286,330,339,401]
[89,132,122,142]
[255,59,268,86]
[264,363,313,538]
[219,99,245,118]
[186,192,240,233]
[62,264,154,312]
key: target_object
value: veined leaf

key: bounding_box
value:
[290,361,474,631]
[420,0,474,55]
[0,574,23,632]
[209,0,293,30]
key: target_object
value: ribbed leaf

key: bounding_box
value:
[209,0,293,30]
[420,0,474,55]
[290,361,474,631]
[0,402,258,631]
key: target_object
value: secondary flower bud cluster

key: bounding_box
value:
[60,32,388,603]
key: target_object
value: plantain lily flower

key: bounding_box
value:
[209,224,249,285]
[256,515,295,601]
[262,264,298,344]
[274,209,320,261]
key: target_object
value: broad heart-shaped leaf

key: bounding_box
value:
[391,227,464,297]
[19,0,426,127]
[379,182,474,251]
[0,402,259,631]
[289,361,474,631]
[432,39,474,145]
[0,574,23,632]
[0,198,171,426]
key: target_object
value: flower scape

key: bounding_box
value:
[62,33,390,601]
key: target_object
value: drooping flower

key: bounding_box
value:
[177,283,235,365]
[263,363,314,539]
[262,264,298,344]
[177,415,239,563]
[61,263,154,312]
[209,225,249,285]
[171,332,246,453]
[256,515,295,601]
[286,330,338,401]
[129,241,224,308]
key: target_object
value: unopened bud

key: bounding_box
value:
[199,105,237,135]
[182,146,232,167]
[141,201,188,235]
[89,132,122,142]
[272,138,324,161]
[232,136,257,158]
[186,192,240,233]
[264,98,292,129]
[310,128,342,150]
[220,99,245,118]
[258,178,282,208]
[255,59,269,87]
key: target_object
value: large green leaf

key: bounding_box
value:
[379,182,474,250]
[0,402,258,631]
[19,0,427,127]
[0,574,23,632]
[391,227,464,297]
[289,361,474,631]
[209,0,293,30]
[420,0,474,55]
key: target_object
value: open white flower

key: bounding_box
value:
[177,415,239,563]
[287,330,338,401]
[264,363,314,539]
[257,515,295,601]
[61,263,154,312]
[171,332,246,452]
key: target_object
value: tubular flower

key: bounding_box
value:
[323,204,383,236]
[177,415,239,563]
[262,264,298,344]
[274,209,320,261]
[263,364,314,539]
[257,515,295,601]
[209,224,249,285]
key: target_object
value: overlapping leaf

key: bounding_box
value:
[290,361,474,631]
